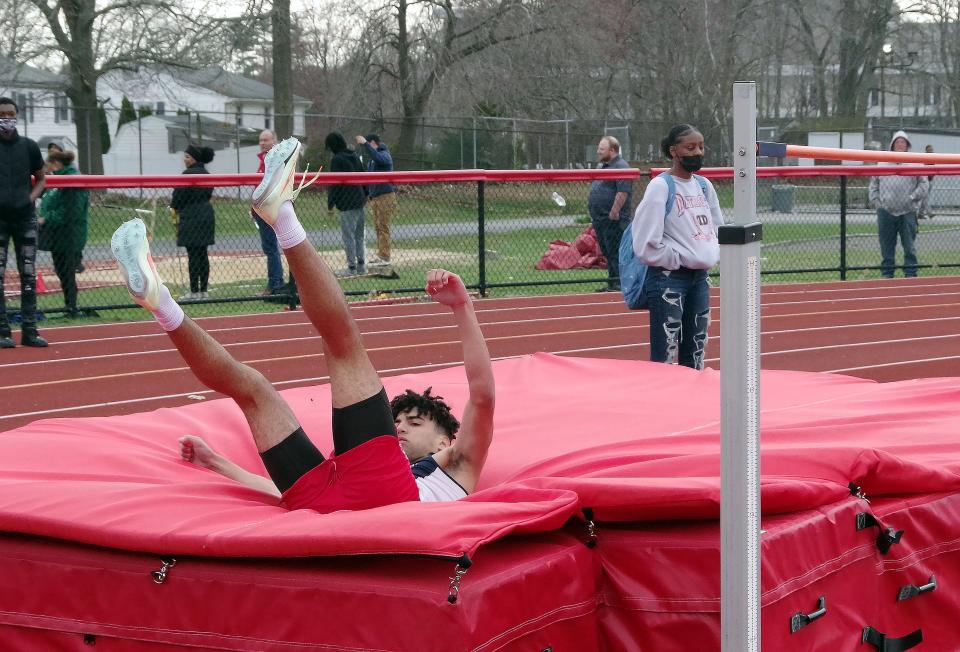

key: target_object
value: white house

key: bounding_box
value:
[102,114,266,198]
[0,57,77,152]
[98,66,311,138]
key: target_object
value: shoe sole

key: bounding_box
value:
[252,138,301,223]
[111,219,160,310]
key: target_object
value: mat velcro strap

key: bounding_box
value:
[861,626,922,651]
[856,512,904,554]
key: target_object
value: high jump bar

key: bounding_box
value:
[758,142,960,164]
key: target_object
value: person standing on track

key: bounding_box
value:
[631,124,724,370]
[588,136,632,292]
[0,96,47,348]
[110,136,495,511]
[869,130,928,279]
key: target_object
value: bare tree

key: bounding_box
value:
[358,0,548,166]
[919,1,960,125]
[835,0,896,117]
[789,0,833,117]
[29,0,265,173]
[272,0,294,138]
[0,0,53,64]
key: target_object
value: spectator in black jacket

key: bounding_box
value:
[171,144,215,300]
[325,132,367,277]
[0,97,47,347]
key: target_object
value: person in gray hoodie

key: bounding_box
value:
[631,124,724,370]
[869,130,928,278]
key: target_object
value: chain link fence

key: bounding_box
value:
[5,168,960,325]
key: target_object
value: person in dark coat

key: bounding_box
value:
[171,144,215,300]
[38,150,88,317]
[325,132,367,277]
[0,96,47,347]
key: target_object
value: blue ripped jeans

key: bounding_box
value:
[644,267,711,370]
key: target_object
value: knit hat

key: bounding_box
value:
[365,133,381,144]
[185,144,215,164]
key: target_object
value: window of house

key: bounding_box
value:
[156,101,165,115]
[13,92,33,122]
[54,94,71,123]
[236,104,244,126]
[265,106,271,130]
[869,89,880,108]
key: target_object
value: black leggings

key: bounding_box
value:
[0,214,39,333]
[260,388,397,493]
[52,249,80,312]
[185,246,209,293]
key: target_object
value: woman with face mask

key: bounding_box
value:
[630,124,725,370]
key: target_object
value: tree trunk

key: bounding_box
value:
[68,86,104,175]
[272,0,294,138]
[392,0,419,168]
[61,0,103,174]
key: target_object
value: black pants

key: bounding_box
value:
[52,249,80,312]
[185,246,209,293]
[591,214,628,289]
[0,215,39,335]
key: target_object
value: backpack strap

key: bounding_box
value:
[660,172,709,218]
[661,172,676,218]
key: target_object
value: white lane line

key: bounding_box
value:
[7,310,957,371]
[0,313,647,369]
[826,355,960,374]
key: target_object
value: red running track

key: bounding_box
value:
[2,277,960,432]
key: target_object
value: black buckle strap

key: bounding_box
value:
[790,596,826,633]
[898,575,937,601]
[856,512,904,555]
[862,626,923,651]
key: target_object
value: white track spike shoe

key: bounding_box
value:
[111,218,162,311]
[251,137,320,224]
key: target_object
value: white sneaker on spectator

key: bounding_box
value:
[111,218,162,311]
[178,291,199,302]
[251,138,320,225]
[367,255,391,267]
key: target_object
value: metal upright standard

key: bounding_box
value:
[720,81,763,652]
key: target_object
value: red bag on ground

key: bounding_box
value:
[536,226,606,270]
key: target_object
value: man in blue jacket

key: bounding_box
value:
[356,134,396,267]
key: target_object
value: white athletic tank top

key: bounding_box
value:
[410,456,468,502]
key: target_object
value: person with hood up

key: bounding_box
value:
[869,130,929,278]
[171,144,216,300]
[324,132,367,277]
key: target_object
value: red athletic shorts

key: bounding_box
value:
[280,435,419,513]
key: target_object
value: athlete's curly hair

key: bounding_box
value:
[390,387,460,439]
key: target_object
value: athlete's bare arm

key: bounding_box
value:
[425,270,495,493]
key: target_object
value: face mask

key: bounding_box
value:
[680,154,703,173]
[0,118,16,136]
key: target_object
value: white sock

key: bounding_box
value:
[273,201,307,250]
[153,285,185,332]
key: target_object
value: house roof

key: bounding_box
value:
[175,66,310,105]
[0,56,63,89]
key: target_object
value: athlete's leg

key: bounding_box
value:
[111,218,300,454]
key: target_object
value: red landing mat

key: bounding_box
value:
[1,354,959,650]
